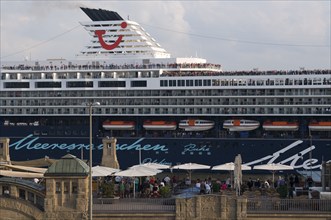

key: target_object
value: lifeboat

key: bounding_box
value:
[223,119,260,131]
[263,121,299,131]
[102,121,135,130]
[178,119,215,131]
[308,121,331,131]
[143,121,177,130]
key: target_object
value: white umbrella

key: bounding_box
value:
[212,162,251,189]
[254,163,294,187]
[172,162,210,170]
[172,163,210,184]
[131,162,170,170]
[92,165,120,177]
[114,166,162,198]
[212,162,251,171]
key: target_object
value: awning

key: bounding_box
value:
[3,164,47,173]
[0,170,44,178]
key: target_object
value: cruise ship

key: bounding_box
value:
[1,8,330,171]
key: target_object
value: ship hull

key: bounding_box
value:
[5,134,330,170]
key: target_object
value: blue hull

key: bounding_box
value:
[7,134,330,170]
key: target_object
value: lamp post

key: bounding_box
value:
[83,101,100,220]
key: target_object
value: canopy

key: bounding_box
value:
[2,164,47,173]
[11,157,56,167]
[0,170,44,178]
[211,162,251,171]
[172,163,210,170]
[115,166,161,177]
[92,165,120,177]
[172,163,210,183]
[131,162,170,170]
[254,163,294,186]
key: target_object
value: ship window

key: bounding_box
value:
[36,82,61,88]
[169,80,176,87]
[186,80,193,86]
[195,80,202,86]
[67,81,93,88]
[178,80,185,87]
[203,80,211,86]
[99,81,125,87]
[5,82,29,88]
[160,80,168,87]
[131,80,147,87]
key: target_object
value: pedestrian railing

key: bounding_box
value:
[247,198,331,213]
[93,197,176,213]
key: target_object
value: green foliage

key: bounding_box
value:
[277,185,288,198]
[159,185,171,198]
[101,182,115,198]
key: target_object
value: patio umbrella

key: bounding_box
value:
[114,166,162,197]
[211,162,251,171]
[92,165,120,177]
[254,163,294,187]
[172,163,210,184]
[212,162,251,189]
[131,162,170,170]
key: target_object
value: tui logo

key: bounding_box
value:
[95,21,127,50]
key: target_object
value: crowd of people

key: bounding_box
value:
[96,172,315,199]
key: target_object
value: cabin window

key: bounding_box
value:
[131,80,147,87]
[177,80,185,87]
[186,80,193,86]
[99,81,125,87]
[4,82,29,88]
[203,80,211,86]
[169,80,176,87]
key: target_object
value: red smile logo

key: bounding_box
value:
[95,21,127,50]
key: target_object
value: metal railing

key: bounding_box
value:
[93,198,176,213]
[247,198,331,213]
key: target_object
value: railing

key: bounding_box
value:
[247,198,331,213]
[93,198,176,213]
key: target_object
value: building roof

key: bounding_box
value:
[44,154,89,177]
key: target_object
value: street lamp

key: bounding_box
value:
[309,128,313,178]
[82,101,100,220]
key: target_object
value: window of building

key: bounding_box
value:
[72,182,78,194]
[64,182,70,193]
[56,182,61,194]
[19,189,26,199]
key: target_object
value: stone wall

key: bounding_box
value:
[175,195,247,220]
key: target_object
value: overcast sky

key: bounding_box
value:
[1,0,330,71]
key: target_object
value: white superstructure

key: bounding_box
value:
[0,8,330,119]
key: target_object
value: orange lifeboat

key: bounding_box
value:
[143,121,177,130]
[308,121,331,131]
[102,121,135,130]
[263,121,299,131]
[223,119,259,131]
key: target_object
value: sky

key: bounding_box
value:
[0,0,330,71]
